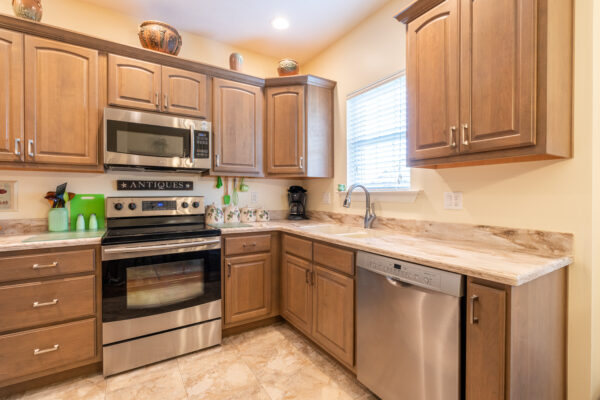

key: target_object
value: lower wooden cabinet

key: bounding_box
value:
[281,253,313,334]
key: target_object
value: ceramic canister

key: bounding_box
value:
[205,203,224,225]
[224,205,241,224]
[256,208,270,222]
[240,207,257,223]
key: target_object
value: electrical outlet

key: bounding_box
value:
[250,192,258,203]
[444,192,463,210]
[321,192,331,205]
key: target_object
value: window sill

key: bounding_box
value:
[336,189,421,203]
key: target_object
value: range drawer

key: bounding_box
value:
[283,234,312,260]
[0,275,95,332]
[225,234,271,256]
[314,243,355,276]
[0,318,96,384]
[0,249,95,283]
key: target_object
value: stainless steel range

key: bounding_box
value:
[101,196,222,376]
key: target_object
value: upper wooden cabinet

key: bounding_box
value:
[0,29,23,163]
[265,76,335,178]
[398,0,573,168]
[212,78,263,176]
[108,54,209,119]
[25,36,99,165]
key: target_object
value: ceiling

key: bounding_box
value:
[79,0,390,63]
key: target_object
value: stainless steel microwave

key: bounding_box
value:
[103,108,211,172]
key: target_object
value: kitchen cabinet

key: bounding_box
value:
[398,0,573,168]
[465,271,566,399]
[212,78,263,176]
[222,233,279,328]
[281,234,355,369]
[108,54,209,118]
[0,29,23,163]
[265,76,335,178]
[25,36,99,166]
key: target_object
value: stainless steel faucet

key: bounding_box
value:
[343,184,376,228]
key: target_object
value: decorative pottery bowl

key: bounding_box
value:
[224,205,241,224]
[205,204,224,225]
[12,0,42,22]
[277,58,299,76]
[240,207,257,223]
[138,20,182,56]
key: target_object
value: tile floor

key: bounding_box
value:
[6,323,376,400]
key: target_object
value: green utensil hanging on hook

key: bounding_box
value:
[216,176,223,189]
[239,177,249,192]
[223,177,231,205]
[232,178,239,206]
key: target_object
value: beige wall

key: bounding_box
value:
[303,0,600,398]
[0,0,295,217]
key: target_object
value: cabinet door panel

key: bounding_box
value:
[407,0,459,160]
[212,78,263,175]
[108,54,161,111]
[0,29,23,162]
[281,253,312,334]
[266,86,305,175]
[224,253,271,325]
[25,37,98,165]
[162,66,208,118]
[466,282,506,400]
[460,0,535,152]
[312,266,354,367]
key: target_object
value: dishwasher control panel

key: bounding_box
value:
[356,251,464,297]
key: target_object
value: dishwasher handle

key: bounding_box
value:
[385,276,412,288]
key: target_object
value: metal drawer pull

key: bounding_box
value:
[164,94,168,108]
[449,126,457,148]
[34,344,59,355]
[305,269,310,284]
[215,154,220,167]
[15,138,21,155]
[299,156,304,169]
[155,92,160,108]
[227,262,232,278]
[32,261,58,270]
[242,242,257,247]
[33,299,58,308]
[28,140,35,157]
[469,294,479,324]
[462,124,470,146]
[104,240,220,254]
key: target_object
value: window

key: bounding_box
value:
[346,72,410,190]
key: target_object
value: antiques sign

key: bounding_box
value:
[117,180,194,191]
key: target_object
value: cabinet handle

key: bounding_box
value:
[469,294,479,324]
[242,242,257,248]
[28,140,34,157]
[164,94,168,109]
[305,269,310,285]
[32,261,58,270]
[449,126,457,148]
[462,124,470,146]
[34,344,59,356]
[311,271,315,286]
[227,262,232,278]
[299,156,304,169]
[215,154,220,167]
[33,299,58,308]
[14,138,21,156]
[155,92,160,108]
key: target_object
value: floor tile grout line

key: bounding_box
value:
[175,356,191,400]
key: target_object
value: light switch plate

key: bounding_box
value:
[250,192,258,203]
[322,192,331,205]
[444,192,463,210]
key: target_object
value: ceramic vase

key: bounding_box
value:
[48,208,68,232]
[224,205,240,224]
[240,207,256,223]
[12,0,42,22]
[205,204,224,225]
[257,208,270,222]
[138,20,182,56]
[229,53,243,71]
[277,58,299,76]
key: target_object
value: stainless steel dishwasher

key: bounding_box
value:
[356,251,464,400]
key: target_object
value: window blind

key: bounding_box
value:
[346,73,410,190]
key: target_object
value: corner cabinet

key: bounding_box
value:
[397,0,573,168]
[212,78,264,176]
[265,76,335,178]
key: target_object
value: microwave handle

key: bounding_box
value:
[190,126,195,163]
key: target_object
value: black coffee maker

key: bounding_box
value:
[288,186,308,220]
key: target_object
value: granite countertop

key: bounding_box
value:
[0,219,572,286]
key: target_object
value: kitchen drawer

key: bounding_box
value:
[225,234,271,256]
[0,275,95,332]
[314,243,354,276]
[0,249,95,283]
[0,318,96,384]
[283,235,313,260]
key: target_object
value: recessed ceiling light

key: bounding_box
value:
[272,17,290,30]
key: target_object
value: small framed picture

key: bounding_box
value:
[0,181,17,212]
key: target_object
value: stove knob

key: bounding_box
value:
[114,203,123,211]
[181,202,189,209]
[128,203,137,211]
[192,201,200,208]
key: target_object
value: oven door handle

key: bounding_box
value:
[103,240,221,255]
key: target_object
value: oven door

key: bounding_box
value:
[103,107,211,170]
[101,237,221,326]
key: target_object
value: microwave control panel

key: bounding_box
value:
[194,131,210,159]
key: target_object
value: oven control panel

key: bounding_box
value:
[106,197,204,218]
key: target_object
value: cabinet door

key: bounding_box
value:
[162,66,208,118]
[312,266,354,367]
[459,0,536,153]
[212,78,263,175]
[0,29,23,162]
[281,253,312,334]
[224,253,271,325]
[108,54,161,111]
[266,86,305,175]
[24,37,98,165]
[406,0,459,161]
[466,282,506,400]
